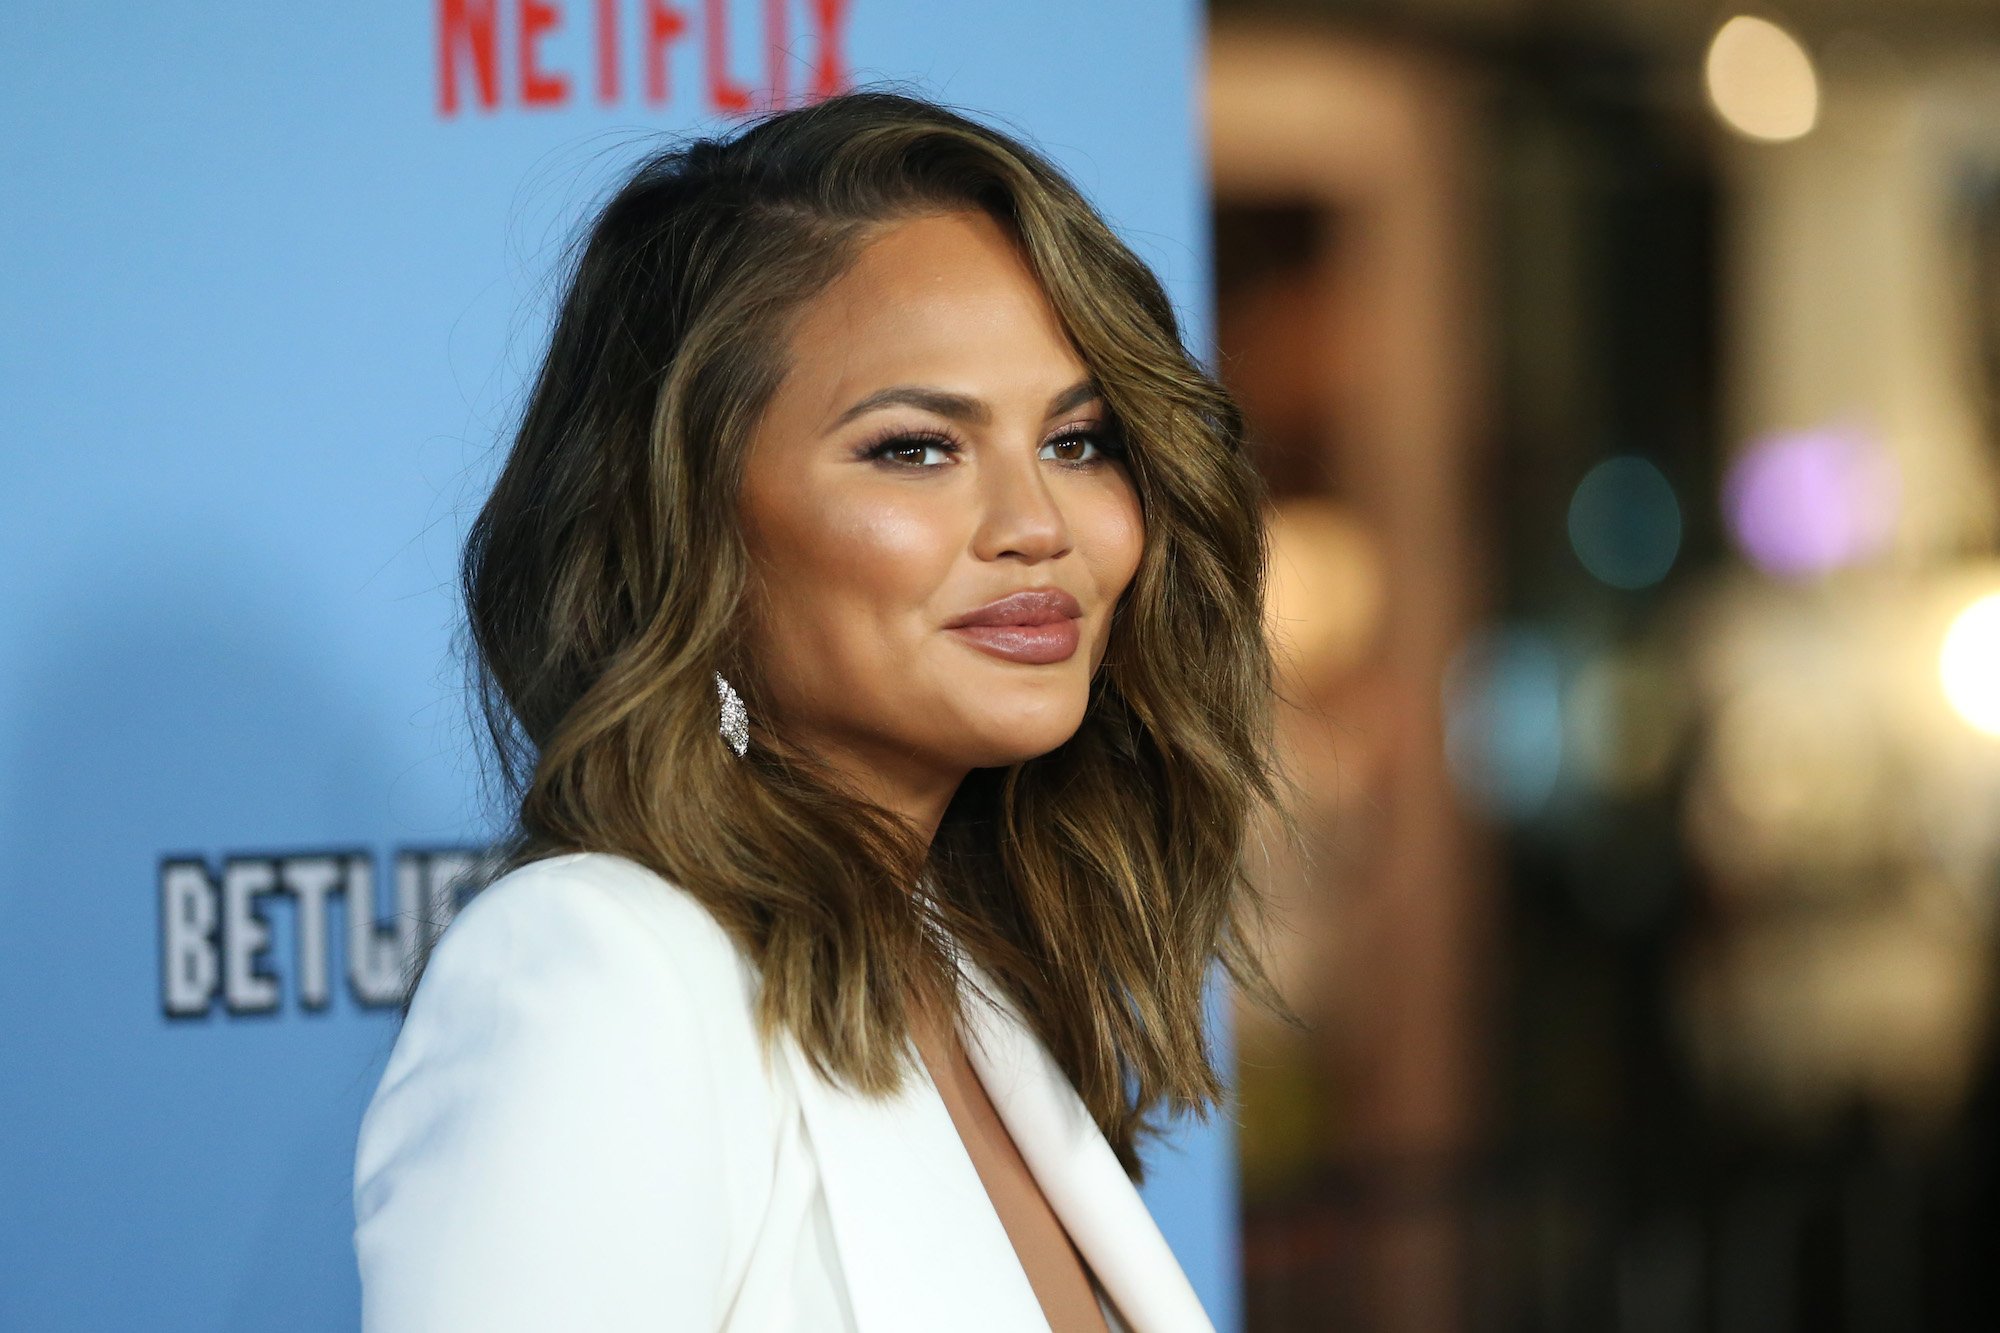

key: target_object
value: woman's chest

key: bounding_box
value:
[909,1006,1114,1333]
[716,1022,1131,1333]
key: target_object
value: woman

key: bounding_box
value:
[352,89,1295,1332]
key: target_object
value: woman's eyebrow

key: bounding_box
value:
[829,376,1102,429]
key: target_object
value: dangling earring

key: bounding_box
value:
[714,672,749,757]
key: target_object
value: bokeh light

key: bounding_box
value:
[1566,456,1683,590]
[1940,592,2000,738]
[1724,425,1899,578]
[1566,647,1684,799]
[1705,15,1820,143]
[1263,497,1386,683]
[1444,627,1564,820]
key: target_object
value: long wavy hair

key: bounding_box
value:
[451,87,1300,1179]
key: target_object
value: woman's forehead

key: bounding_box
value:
[775,219,1088,428]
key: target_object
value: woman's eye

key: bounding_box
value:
[865,435,955,467]
[1040,430,1114,464]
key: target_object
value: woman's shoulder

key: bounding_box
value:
[357,850,787,1324]
[365,848,784,1175]
[404,849,769,1070]
[438,850,750,985]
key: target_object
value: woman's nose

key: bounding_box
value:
[972,444,1072,564]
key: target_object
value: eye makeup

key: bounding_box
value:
[851,420,1127,469]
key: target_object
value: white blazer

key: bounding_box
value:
[351,850,1219,1332]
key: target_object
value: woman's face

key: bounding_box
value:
[738,208,1144,813]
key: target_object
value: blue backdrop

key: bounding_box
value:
[0,4,1236,1328]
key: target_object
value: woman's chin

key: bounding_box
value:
[933,697,1087,768]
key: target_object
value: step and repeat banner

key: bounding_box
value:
[0,4,1237,1330]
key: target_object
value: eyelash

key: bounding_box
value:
[855,422,1127,469]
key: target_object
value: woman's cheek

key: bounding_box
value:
[1084,487,1146,595]
[829,488,966,593]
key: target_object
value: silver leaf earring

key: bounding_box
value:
[714,672,749,757]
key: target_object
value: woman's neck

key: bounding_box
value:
[773,724,965,854]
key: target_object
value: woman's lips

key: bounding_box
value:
[944,587,1085,664]
[947,619,1081,664]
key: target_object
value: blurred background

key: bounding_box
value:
[1212,2,2000,1330]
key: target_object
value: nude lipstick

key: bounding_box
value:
[943,587,1083,664]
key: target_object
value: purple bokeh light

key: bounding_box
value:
[1723,425,1899,577]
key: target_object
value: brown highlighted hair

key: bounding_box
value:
[453,87,1298,1179]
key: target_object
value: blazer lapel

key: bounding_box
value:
[775,948,1219,1333]
[954,954,1219,1333]
[777,1026,1052,1332]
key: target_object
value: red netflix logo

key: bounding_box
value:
[438,0,852,117]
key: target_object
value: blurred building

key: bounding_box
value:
[1208,2,2000,1329]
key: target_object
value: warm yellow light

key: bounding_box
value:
[1263,498,1385,681]
[1705,15,1819,143]
[1941,592,2000,737]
